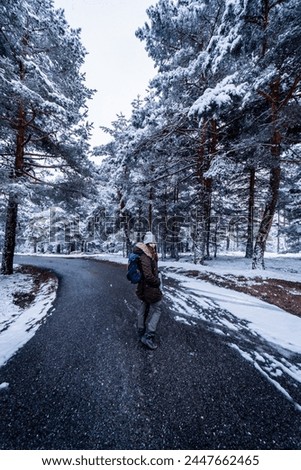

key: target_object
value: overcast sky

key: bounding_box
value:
[53,0,156,147]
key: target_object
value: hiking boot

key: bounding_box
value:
[141,334,157,350]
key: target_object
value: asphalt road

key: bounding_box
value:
[0,256,300,450]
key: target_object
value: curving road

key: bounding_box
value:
[0,256,300,450]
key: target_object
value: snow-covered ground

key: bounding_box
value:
[0,266,57,373]
[0,251,300,410]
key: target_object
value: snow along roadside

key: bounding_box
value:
[0,266,58,372]
[162,271,301,411]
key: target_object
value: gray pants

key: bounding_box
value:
[137,300,162,335]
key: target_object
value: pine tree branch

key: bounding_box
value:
[270,0,287,9]
[257,89,274,103]
[243,15,263,26]
[26,162,69,169]
[279,74,301,109]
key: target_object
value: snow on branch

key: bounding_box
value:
[189,74,248,120]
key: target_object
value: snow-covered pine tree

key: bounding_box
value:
[189,0,301,267]
[247,0,301,268]
[135,0,226,262]
[94,111,145,253]
[278,144,301,252]
[0,0,94,273]
[93,0,300,262]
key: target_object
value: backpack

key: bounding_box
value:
[126,253,142,284]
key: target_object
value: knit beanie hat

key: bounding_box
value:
[143,231,157,244]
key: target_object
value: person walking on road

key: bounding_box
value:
[133,231,163,350]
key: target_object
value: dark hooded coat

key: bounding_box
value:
[133,242,162,304]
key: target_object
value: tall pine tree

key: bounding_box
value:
[0,0,94,273]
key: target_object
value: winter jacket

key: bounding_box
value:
[133,242,162,304]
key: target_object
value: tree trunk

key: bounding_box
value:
[160,190,168,260]
[1,97,26,275]
[148,186,154,231]
[204,180,212,259]
[245,168,255,258]
[170,219,180,260]
[252,166,281,268]
[253,78,282,269]
[194,119,215,263]
[213,218,219,258]
[1,193,19,275]
[0,52,31,273]
[204,119,216,259]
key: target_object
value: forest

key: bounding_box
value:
[1,0,301,274]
